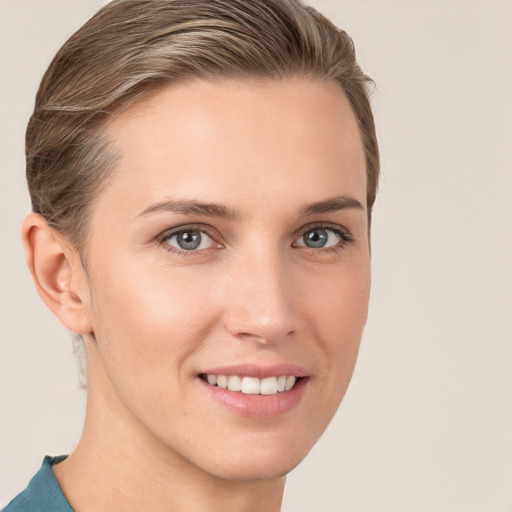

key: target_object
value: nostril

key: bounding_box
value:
[236,328,295,345]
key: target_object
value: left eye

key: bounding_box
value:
[163,229,215,251]
[294,227,343,249]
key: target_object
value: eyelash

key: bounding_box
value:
[156,222,354,256]
[157,223,220,256]
[294,223,354,252]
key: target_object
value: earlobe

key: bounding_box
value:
[22,213,93,334]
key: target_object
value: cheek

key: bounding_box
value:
[88,259,219,381]
[299,257,370,378]
[303,255,370,330]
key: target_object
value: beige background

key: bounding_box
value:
[1,0,511,510]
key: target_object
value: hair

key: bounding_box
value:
[26,0,379,253]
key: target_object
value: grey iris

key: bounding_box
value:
[177,230,202,250]
[304,228,328,248]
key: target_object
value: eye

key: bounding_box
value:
[162,228,216,252]
[294,226,351,250]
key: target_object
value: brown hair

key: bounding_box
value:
[27,0,379,251]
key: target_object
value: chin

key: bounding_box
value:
[203,455,303,482]
[190,431,318,482]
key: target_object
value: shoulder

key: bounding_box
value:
[3,456,73,512]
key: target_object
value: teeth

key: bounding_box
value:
[227,375,242,392]
[285,376,296,391]
[204,374,299,395]
[260,377,278,395]
[242,376,260,394]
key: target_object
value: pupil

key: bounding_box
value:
[304,228,328,248]
[178,230,201,250]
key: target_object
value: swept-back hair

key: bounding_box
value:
[27,0,379,250]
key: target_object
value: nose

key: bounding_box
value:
[222,249,297,345]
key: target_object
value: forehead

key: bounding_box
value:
[99,77,366,217]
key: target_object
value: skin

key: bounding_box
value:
[23,77,370,512]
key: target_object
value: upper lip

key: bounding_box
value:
[200,363,310,379]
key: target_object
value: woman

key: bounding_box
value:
[4,0,379,510]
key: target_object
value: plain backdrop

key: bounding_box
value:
[1,1,511,510]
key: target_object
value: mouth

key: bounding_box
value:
[197,365,309,418]
[199,373,301,396]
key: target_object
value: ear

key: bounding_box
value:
[22,213,93,334]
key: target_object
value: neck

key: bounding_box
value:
[53,342,285,512]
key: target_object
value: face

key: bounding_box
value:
[81,77,370,481]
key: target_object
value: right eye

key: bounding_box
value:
[162,228,216,252]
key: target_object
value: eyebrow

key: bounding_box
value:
[136,199,241,220]
[299,195,364,216]
[135,195,364,220]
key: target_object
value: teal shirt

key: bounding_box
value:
[3,457,73,512]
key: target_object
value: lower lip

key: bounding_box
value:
[199,377,309,418]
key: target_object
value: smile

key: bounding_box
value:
[201,374,298,395]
